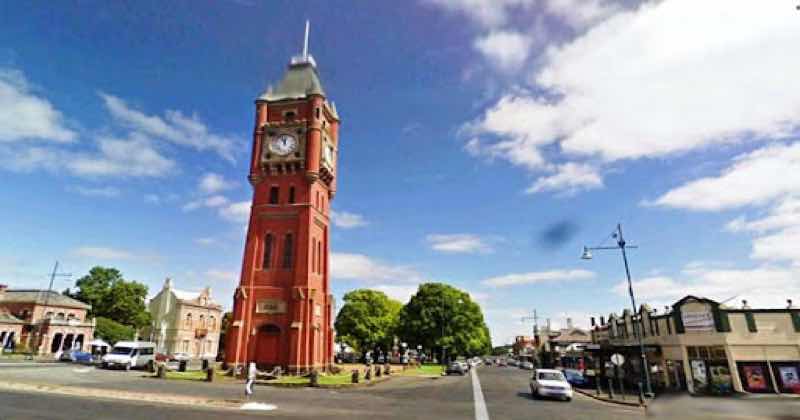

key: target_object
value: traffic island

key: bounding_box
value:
[260,371,392,389]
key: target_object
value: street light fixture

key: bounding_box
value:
[582,223,654,398]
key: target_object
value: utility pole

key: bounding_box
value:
[521,310,540,366]
[33,261,71,356]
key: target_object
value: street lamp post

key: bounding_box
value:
[582,223,654,398]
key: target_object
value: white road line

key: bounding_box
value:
[471,368,490,420]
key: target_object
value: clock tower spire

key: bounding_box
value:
[226,22,339,374]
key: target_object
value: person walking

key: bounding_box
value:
[245,362,257,400]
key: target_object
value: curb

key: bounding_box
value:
[0,380,243,410]
[260,375,393,389]
[574,387,646,407]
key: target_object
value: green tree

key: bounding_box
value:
[334,289,402,353]
[67,266,151,329]
[95,316,135,345]
[397,283,492,361]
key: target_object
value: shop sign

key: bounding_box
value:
[682,311,714,332]
[742,365,769,391]
[778,366,800,393]
[256,299,287,314]
[610,353,625,366]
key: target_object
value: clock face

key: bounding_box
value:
[323,143,334,165]
[269,134,298,156]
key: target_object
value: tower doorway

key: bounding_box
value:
[255,324,281,367]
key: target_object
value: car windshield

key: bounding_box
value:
[538,372,565,381]
[110,347,132,355]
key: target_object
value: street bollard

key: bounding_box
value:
[365,367,372,381]
[608,378,615,399]
[206,366,215,382]
[384,363,391,376]
[638,382,644,405]
[309,369,319,387]
[351,369,360,384]
[596,377,602,396]
[157,364,167,379]
[202,359,209,371]
[620,379,626,400]
[375,364,382,377]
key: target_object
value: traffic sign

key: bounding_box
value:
[610,353,625,366]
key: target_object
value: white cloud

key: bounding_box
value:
[72,246,138,261]
[613,266,800,309]
[465,1,800,193]
[183,194,229,211]
[481,269,594,287]
[426,234,493,254]
[369,284,421,303]
[330,252,422,283]
[422,0,535,28]
[330,211,368,229]
[473,31,532,71]
[526,162,603,195]
[543,0,620,29]
[218,201,251,223]
[0,69,76,143]
[100,93,238,162]
[198,172,236,195]
[651,143,800,211]
[67,133,176,177]
[66,185,121,198]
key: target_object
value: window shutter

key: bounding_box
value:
[745,312,757,333]
[791,311,800,333]
[713,307,731,332]
[673,308,685,334]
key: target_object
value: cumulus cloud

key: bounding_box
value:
[481,269,594,287]
[330,252,423,283]
[473,30,532,71]
[0,69,76,143]
[330,210,368,229]
[426,234,493,254]
[526,162,603,195]
[100,93,239,163]
[422,0,535,28]
[218,201,251,223]
[198,172,236,195]
[183,194,230,211]
[462,1,800,194]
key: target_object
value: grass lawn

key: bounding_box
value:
[401,364,444,376]
[266,372,357,386]
[164,369,233,382]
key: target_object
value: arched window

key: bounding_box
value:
[318,240,323,274]
[282,233,294,269]
[45,311,54,319]
[288,187,296,204]
[199,315,205,328]
[56,313,65,320]
[312,238,317,273]
[185,313,192,328]
[262,233,273,269]
[269,186,279,204]
[209,316,216,330]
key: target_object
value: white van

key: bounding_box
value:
[101,341,156,371]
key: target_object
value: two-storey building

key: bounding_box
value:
[144,278,222,359]
[591,295,800,395]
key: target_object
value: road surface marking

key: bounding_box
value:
[471,369,490,420]
[240,402,277,411]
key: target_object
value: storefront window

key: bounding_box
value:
[737,362,774,393]
[771,362,800,394]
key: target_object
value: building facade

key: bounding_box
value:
[225,31,338,373]
[144,279,222,359]
[0,285,95,356]
[591,295,800,395]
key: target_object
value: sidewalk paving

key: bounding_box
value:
[573,386,649,407]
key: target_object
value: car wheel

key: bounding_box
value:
[564,396,571,402]
[147,361,155,372]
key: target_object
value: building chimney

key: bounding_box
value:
[566,318,573,329]
[742,300,750,309]
[590,317,596,327]
[600,316,605,326]
[665,306,671,313]
[788,299,794,309]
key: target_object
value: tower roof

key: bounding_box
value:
[258,63,325,102]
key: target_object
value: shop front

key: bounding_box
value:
[687,345,734,395]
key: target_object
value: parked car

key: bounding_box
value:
[508,359,518,367]
[530,369,573,401]
[563,369,588,386]
[171,352,191,361]
[446,361,467,376]
[520,361,534,370]
[101,341,156,371]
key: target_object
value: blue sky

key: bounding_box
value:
[2,1,799,345]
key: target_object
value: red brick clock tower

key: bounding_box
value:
[226,23,338,373]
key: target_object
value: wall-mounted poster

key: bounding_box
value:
[778,366,800,393]
[691,360,707,391]
[709,365,733,394]
[743,365,768,391]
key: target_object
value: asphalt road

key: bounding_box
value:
[0,364,643,419]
